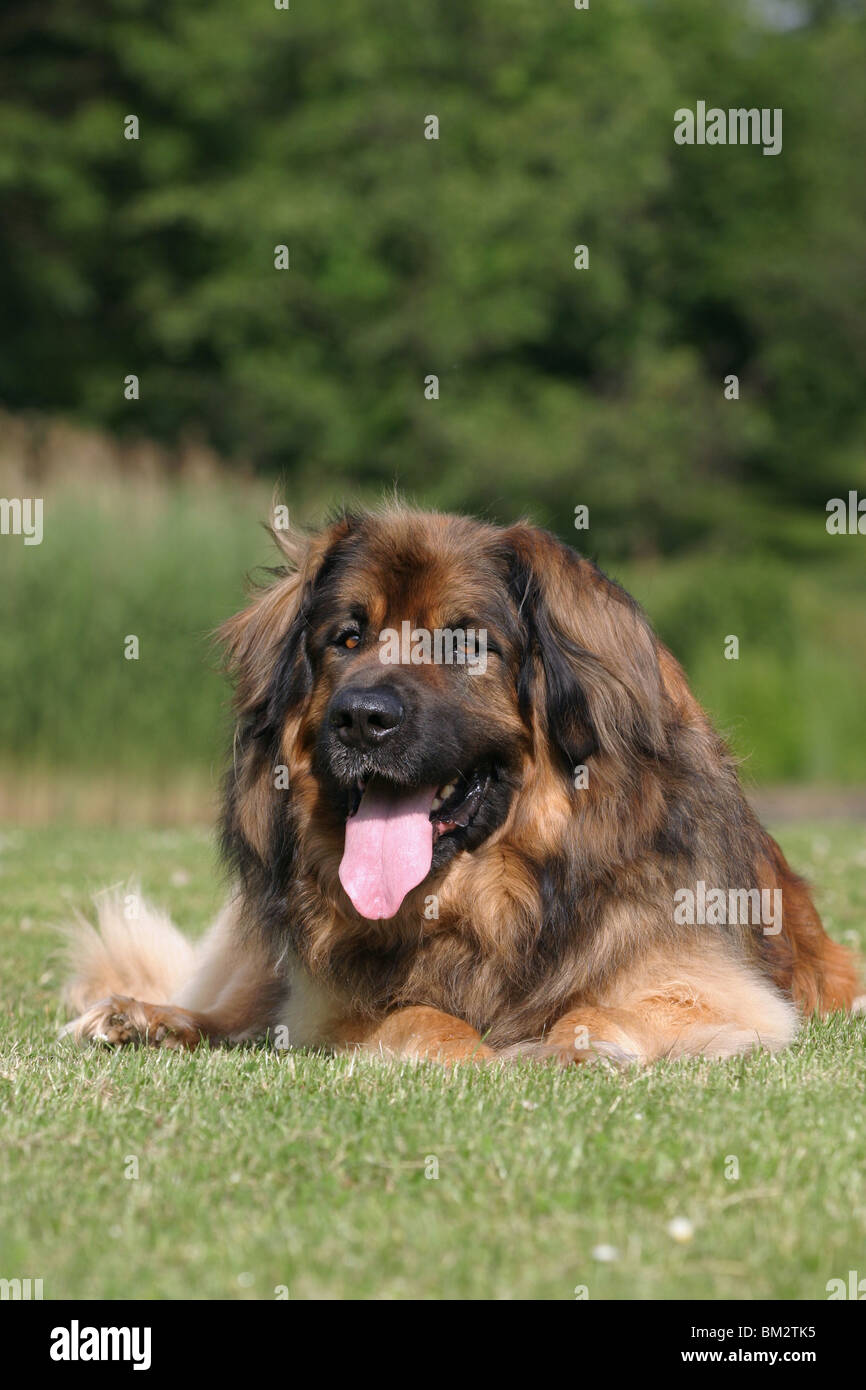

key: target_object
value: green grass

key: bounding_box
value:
[1,822,865,1300]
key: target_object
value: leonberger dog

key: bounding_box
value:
[63,505,860,1064]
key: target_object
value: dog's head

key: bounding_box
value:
[222,506,666,923]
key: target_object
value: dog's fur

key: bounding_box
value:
[62,505,861,1064]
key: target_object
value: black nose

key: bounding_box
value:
[329,685,405,749]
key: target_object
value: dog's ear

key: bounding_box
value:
[219,511,356,867]
[220,511,354,726]
[503,524,666,776]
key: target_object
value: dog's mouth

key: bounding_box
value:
[339,768,491,921]
[345,768,490,837]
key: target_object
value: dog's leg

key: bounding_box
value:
[63,994,222,1049]
[62,897,286,1049]
[524,1004,653,1066]
[533,949,799,1066]
[356,1006,496,1064]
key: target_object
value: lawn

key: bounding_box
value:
[1,821,865,1301]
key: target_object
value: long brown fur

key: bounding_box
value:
[61,505,860,1065]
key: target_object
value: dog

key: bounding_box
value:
[62,504,861,1065]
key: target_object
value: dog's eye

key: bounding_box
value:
[336,629,361,650]
[449,622,501,659]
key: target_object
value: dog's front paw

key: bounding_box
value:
[61,994,206,1049]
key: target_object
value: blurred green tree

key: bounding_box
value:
[0,0,864,555]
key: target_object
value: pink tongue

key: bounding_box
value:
[339,781,436,920]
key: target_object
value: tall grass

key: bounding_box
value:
[618,553,866,786]
[0,478,273,790]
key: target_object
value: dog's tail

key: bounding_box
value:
[60,884,196,1014]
